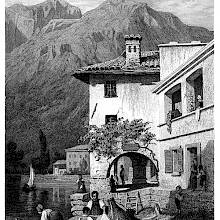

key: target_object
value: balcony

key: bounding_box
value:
[158,105,214,141]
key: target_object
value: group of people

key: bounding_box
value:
[174,161,207,216]
[190,159,206,191]
[36,191,109,220]
[36,162,207,219]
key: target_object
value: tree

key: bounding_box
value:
[5,141,25,174]
[80,118,156,159]
[32,130,50,174]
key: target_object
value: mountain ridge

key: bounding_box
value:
[5,0,82,53]
[5,0,213,167]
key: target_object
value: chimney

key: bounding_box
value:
[124,34,142,66]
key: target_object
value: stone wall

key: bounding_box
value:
[111,187,214,214]
[21,174,90,186]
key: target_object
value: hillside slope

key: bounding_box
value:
[5,0,214,166]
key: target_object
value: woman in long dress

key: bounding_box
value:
[190,159,198,191]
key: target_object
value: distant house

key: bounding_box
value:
[53,160,66,175]
[65,145,90,175]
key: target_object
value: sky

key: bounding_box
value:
[5,0,214,30]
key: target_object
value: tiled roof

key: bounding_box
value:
[53,160,66,165]
[65,144,89,152]
[74,50,160,74]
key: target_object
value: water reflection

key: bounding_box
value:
[25,191,37,215]
[53,187,60,203]
[6,176,74,220]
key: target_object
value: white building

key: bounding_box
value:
[73,35,214,195]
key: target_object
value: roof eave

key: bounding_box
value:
[73,68,160,76]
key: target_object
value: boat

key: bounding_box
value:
[108,197,140,220]
[22,164,36,192]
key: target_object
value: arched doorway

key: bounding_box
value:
[107,152,159,190]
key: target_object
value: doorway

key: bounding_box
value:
[186,145,200,188]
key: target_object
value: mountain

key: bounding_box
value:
[5,0,213,167]
[5,0,82,53]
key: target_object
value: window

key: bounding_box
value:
[186,69,203,112]
[128,46,131,52]
[134,46,136,52]
[69,162,71,165]
[104,81,117,98]
[69,154,71,158]
[165,84,182,120]
[165,148,183,175]
[105,115,117,124]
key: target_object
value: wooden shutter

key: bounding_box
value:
[164,150,173,173]
[177,148,183,172]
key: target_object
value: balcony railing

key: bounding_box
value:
[158,104,214,141]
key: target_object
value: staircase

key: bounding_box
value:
[125,191,143,214]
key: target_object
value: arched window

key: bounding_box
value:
[128,46,131,52]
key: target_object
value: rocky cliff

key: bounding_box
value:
[5,0,213,165]
[5,0,82,53]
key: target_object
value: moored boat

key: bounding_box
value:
[22,164,36,192]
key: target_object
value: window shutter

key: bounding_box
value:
[177,148,183,172]
[164,150,173,173]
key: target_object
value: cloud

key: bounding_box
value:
[68,0,103,12]
[148,0,213,30]
[5,0,214,30]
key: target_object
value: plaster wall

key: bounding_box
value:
[157,130,214,191]
[89,74,160,136]
[159,44,206,80]
[156,50,214,191]
[158,53,214,124]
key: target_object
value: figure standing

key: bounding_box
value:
[175,185,183,215]
[119,165,125,185]
[197,165,206,191]
[190,159,198,191]
[77,174,86,193]
[109,175,116,193]
[87,191,105,216]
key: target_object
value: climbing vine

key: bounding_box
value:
[80,118,156,159]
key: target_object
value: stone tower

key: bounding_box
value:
[124,34,142,66]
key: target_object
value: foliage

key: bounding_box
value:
[80,118,156,159]
[5,141,25,174]
[32,130,50,174]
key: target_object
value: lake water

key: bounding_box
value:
[5,175,84,220]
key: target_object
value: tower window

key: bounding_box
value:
[128,46,131,52]
[134,46,136,52]
[104,81,117,98]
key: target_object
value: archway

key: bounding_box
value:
[107,152,159,190]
